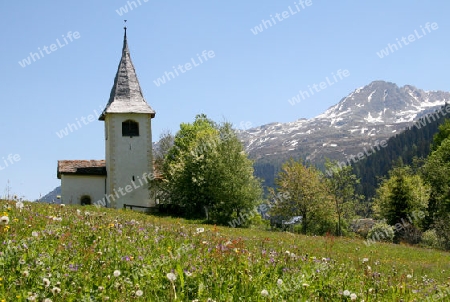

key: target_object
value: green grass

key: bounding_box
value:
[1,199,450,301]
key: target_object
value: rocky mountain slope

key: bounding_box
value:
[241,80,450,165]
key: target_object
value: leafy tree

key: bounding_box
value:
[150,130,174,207]
[432,118,450,151]
[324,160,361,236]
[422,138,450,248]
[372,166,430,242]
[163,114,263,225]
[269,158,335,235]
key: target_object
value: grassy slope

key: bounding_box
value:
[1,200,449,301]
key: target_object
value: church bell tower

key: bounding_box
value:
[98,27,156,209]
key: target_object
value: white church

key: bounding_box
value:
[57,27,157,209]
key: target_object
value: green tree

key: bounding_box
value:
[269,158,335,235]
[422,138,450,248]
[372,166,430,242]
[432,118,450,151]
[324,160,361,236]
[163,114,263,225]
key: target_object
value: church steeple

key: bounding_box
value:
[99,26,155,120]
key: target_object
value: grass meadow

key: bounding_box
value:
[1,199,449,301]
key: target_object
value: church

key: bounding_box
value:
[57,27,157,209]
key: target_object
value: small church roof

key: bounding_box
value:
[57,160,106,179]
[99,27,155,121]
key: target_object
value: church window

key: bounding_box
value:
[122,120,139,137]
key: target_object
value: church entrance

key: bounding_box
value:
[80,195,92,206]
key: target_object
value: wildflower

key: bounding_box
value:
[407,274,413,279]
[343,290,350,296]
[51,287,61,295]
[60,204,65,207]
[43,299,52,302]
[98,286,104,292]
[350,293,357,300]
[260,289,269,297]
[0,216,9,225]
[43,278,51,287]
[167,272,176,281]
[31,231,39,237]
[135,289,143,297]
[302,283,309,287]
[16,201,24,210]
[277,279,283,285]
[19,259,26,265]
[362,257,369,263]
[22,270,29,277]
[76,209,81,215]
[113,270,121,277]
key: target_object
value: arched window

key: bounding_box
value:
[80,195,92,206]
[122,120,139,137]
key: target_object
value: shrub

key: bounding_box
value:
[421,229,442,249]
[367,221,395,243]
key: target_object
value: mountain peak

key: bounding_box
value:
[240,81,450,161]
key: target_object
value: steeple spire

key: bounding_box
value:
[99,24,155,120]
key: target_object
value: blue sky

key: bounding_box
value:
[1,1,449,200]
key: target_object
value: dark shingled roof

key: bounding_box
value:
[99,28,155,120]
[57,160,106,179]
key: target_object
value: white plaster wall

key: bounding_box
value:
[104,113,154,209]
[60,174,106,206]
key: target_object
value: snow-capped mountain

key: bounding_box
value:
[240,81,450,163]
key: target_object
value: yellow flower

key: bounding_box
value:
[13,218,18,222]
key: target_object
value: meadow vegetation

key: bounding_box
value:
[1,199,450,301]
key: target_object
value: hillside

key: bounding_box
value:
[1,199,450,301]
[246,81,450,189]
[352,104,450,199]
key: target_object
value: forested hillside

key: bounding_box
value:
[352,104,450,200]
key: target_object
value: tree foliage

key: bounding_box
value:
[422,138,450,248]
[269,158,335,235]
[372,166,430,229]
[324,160,361,236]
[162,114,263,225]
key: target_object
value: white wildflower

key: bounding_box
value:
[343,290,351,296]
[0,216,9,225]
[350,293,357,300]
[51,287,61,295]
[260,289,269,297]
[16,201,24,210]
[113,270,121,277]
[135,289,143,297]
[166,272,176,281]
[43,277,51,287]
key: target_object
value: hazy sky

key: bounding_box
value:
[1,1,449,200]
